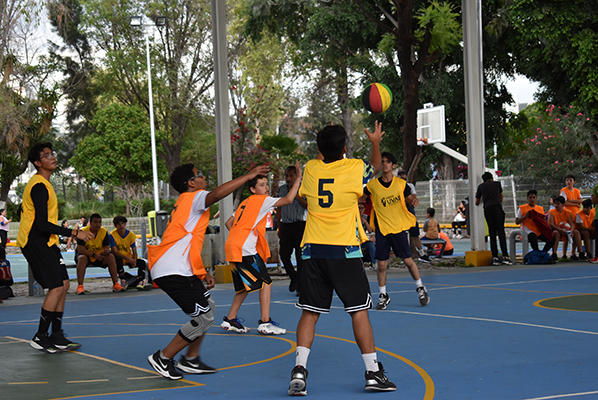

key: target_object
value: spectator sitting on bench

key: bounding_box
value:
[421,208,440,245]
[575,199,595,259]
[75,213,124,295]
[516,189,558,259]
[110,215,152,291]
[432,231,453,256]
[548,196,584,262]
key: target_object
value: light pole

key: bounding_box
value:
[129,16,166,213]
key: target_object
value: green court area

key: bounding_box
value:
[536,294,598,312]
[1,337,200,400]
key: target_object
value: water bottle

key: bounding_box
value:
[33,281,44,297]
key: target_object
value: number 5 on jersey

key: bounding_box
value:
[318,179,334,208]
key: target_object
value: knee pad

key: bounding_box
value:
[179,298,215,342]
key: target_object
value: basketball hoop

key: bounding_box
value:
[417,138,428,146]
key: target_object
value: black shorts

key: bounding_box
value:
[154,275,212,316]
[375,230,412,261]
[296,258,372,314]
[231,254,272,293]
[22,244,68,290]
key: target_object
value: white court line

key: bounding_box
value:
[0,302,262,325]
[274,300,598,336]
[522,390,598,399]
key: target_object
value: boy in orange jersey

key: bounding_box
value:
[575,199,595,259]
[515,190,558,258]
[548,196,583,262]
[560,175,583,257]
[221,161,302,336]
[146,163,269,380]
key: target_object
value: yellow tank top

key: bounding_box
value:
[17,175,59,248]
[81,226,108,262]
[299,158,368,247]
[111,229,137,262]
[366,177,417,235]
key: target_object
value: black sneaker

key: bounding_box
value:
[502,258,514,266]
[552,253,559,263]
[419,255,431,263]
[176,356,217,374]
[561,255,569,261]
[365,362,396,391]
[376,293,391,310]
[571,254,579,261]
[416,286,430,306]
[490,257,502,266]
[49,330,81,351]
[30,332,62,354]
[288,365,308,396]
[148,350,183,380]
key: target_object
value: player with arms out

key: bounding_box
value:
[146,163,269,380]
[288,121,396,395]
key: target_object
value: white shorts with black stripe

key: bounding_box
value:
[296,258,372,314]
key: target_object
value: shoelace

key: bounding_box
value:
[231,317,246,327]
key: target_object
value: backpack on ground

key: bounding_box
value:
[523,250,554,265]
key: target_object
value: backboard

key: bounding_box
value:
[417,104,446,146]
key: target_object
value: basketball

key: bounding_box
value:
[362,83,392,114]
[558,222,571,230]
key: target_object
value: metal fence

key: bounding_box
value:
[414,176,574,224]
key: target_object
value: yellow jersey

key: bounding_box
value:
[17,175,59,248]
[299,158,370,248]
[366,177,417,235]
[110,228,137,264]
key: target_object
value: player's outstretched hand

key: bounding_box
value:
[77,230,94,242]
[363,120,385,144]
[294,160,302,181]
[247,164,269,179]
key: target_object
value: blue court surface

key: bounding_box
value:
[1,262,597,400]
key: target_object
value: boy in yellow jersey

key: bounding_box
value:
[18,142,94,354]
[110,215,152,290]
[363,152,430,310]
[75,213,124,294]
[146,163,269,380]
[575,199,595,259]
[288,122,397,395]
[221,161,302,335]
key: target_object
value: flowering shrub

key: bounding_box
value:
[515,105,597,185]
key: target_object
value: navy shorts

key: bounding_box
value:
[296,257,372,314]
[408,221,420,238]
[375,230,412,261]
[231,254,272,293]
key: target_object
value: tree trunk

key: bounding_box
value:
[336,61,353,158]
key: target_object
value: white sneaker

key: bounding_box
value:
[257,319,286,335]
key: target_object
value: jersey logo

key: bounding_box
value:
[381,195,402,207]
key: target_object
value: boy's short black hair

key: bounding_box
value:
[553,196,566,205]
[248,175,267,190]
[317,125,346,161]
[113,215,128,226]
[527,189,538,197]
[28,142,53,169]
[565,174,576,181]
[482,172,493,182]
[89,213,102,223]
[170,164,195,194]
[427,207,435,217]
[582,199,592,208]
[0,208,4,214]
[0,247,5,259]
[381,152,397,165]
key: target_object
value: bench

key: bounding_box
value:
[509,229,529,264]
[419,238,447,257]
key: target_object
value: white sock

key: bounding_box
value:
[414,279,423,288]
[379,286,387,295]
[295,346,310,368]
[362,353,380,372]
